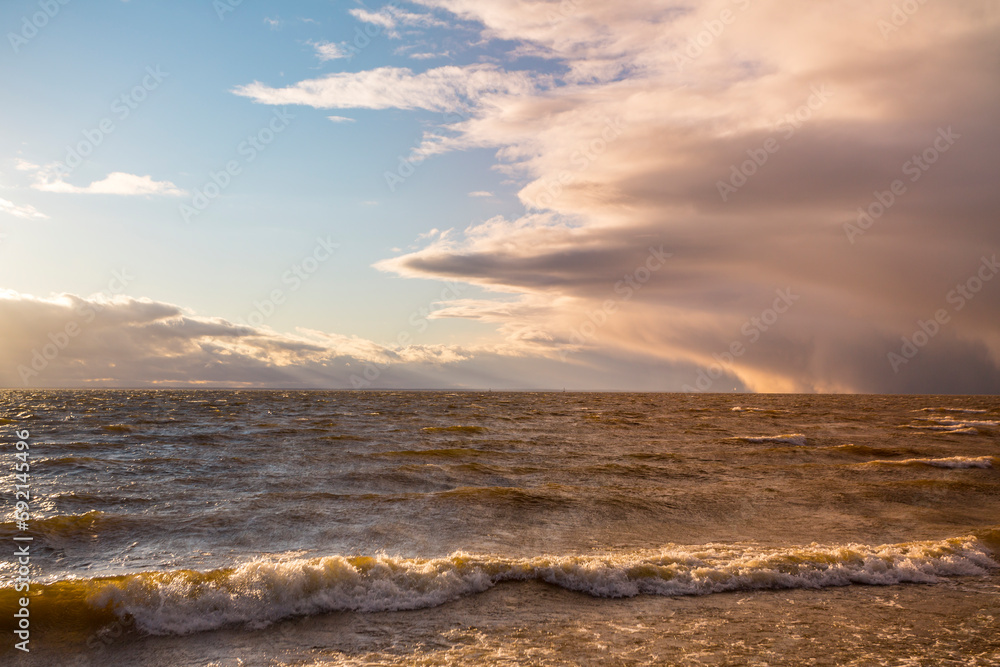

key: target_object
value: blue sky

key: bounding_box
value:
[2,0,999,391]
[1,0,519,343]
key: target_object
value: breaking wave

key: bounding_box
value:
[862,456,994,469]
[3,534,994,638]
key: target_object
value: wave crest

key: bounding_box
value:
[862,456,994,469]
[5,535,993,638]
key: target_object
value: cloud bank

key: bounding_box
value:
[246,0,1000,392]
[0,291,698,390]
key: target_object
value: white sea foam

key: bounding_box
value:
[86,535,996,636]
[937,417,999,428]
[916,407,989,414]
[904,415,997,434]
[904,423,980,434]
[864,456,994,469]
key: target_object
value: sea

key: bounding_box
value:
[1,391,998,666]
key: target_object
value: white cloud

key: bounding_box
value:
[349,8,397,30]
[0,197,47,220]
[349,6,447,38]
[33,171,185,196]
[408,51,451,60]
[327,115,356,123]
[468,190,493,198]
[234,65,539,112]
[311,41,350,61]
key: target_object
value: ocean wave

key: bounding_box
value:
[916,407,989,414]
[937,417,999,428]
[904,424,980,435]
[862,456,994,469]
[735,434,807,446]
[831,444,923,457]
[0,510,124,542]
[35,455,102,468]
[583,413,643,425]
[378,448,491,459]
[901,414,996,436]
[50,491,155,508]
[20,439,100,450]
[435,485,569,506]
[4,535,994,638]
[625,452,681,461]
[421,425,489,434]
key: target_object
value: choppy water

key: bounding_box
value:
[1,391,998,666]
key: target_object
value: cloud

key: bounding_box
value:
[468,190,493,198]
[233,65,539,113]
[0,290,454,388]
[230,1,1000,391]
[374,0,999,392]
[349,6,448,38]
[32,171,185,196]
[0,290,699,390]
[349,7,397,31]
[0,197,47,220]
[311,40,351,61]
[408,51,451,60]
[327,115,355,123]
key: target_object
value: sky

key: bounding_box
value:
[1,0,998,392]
